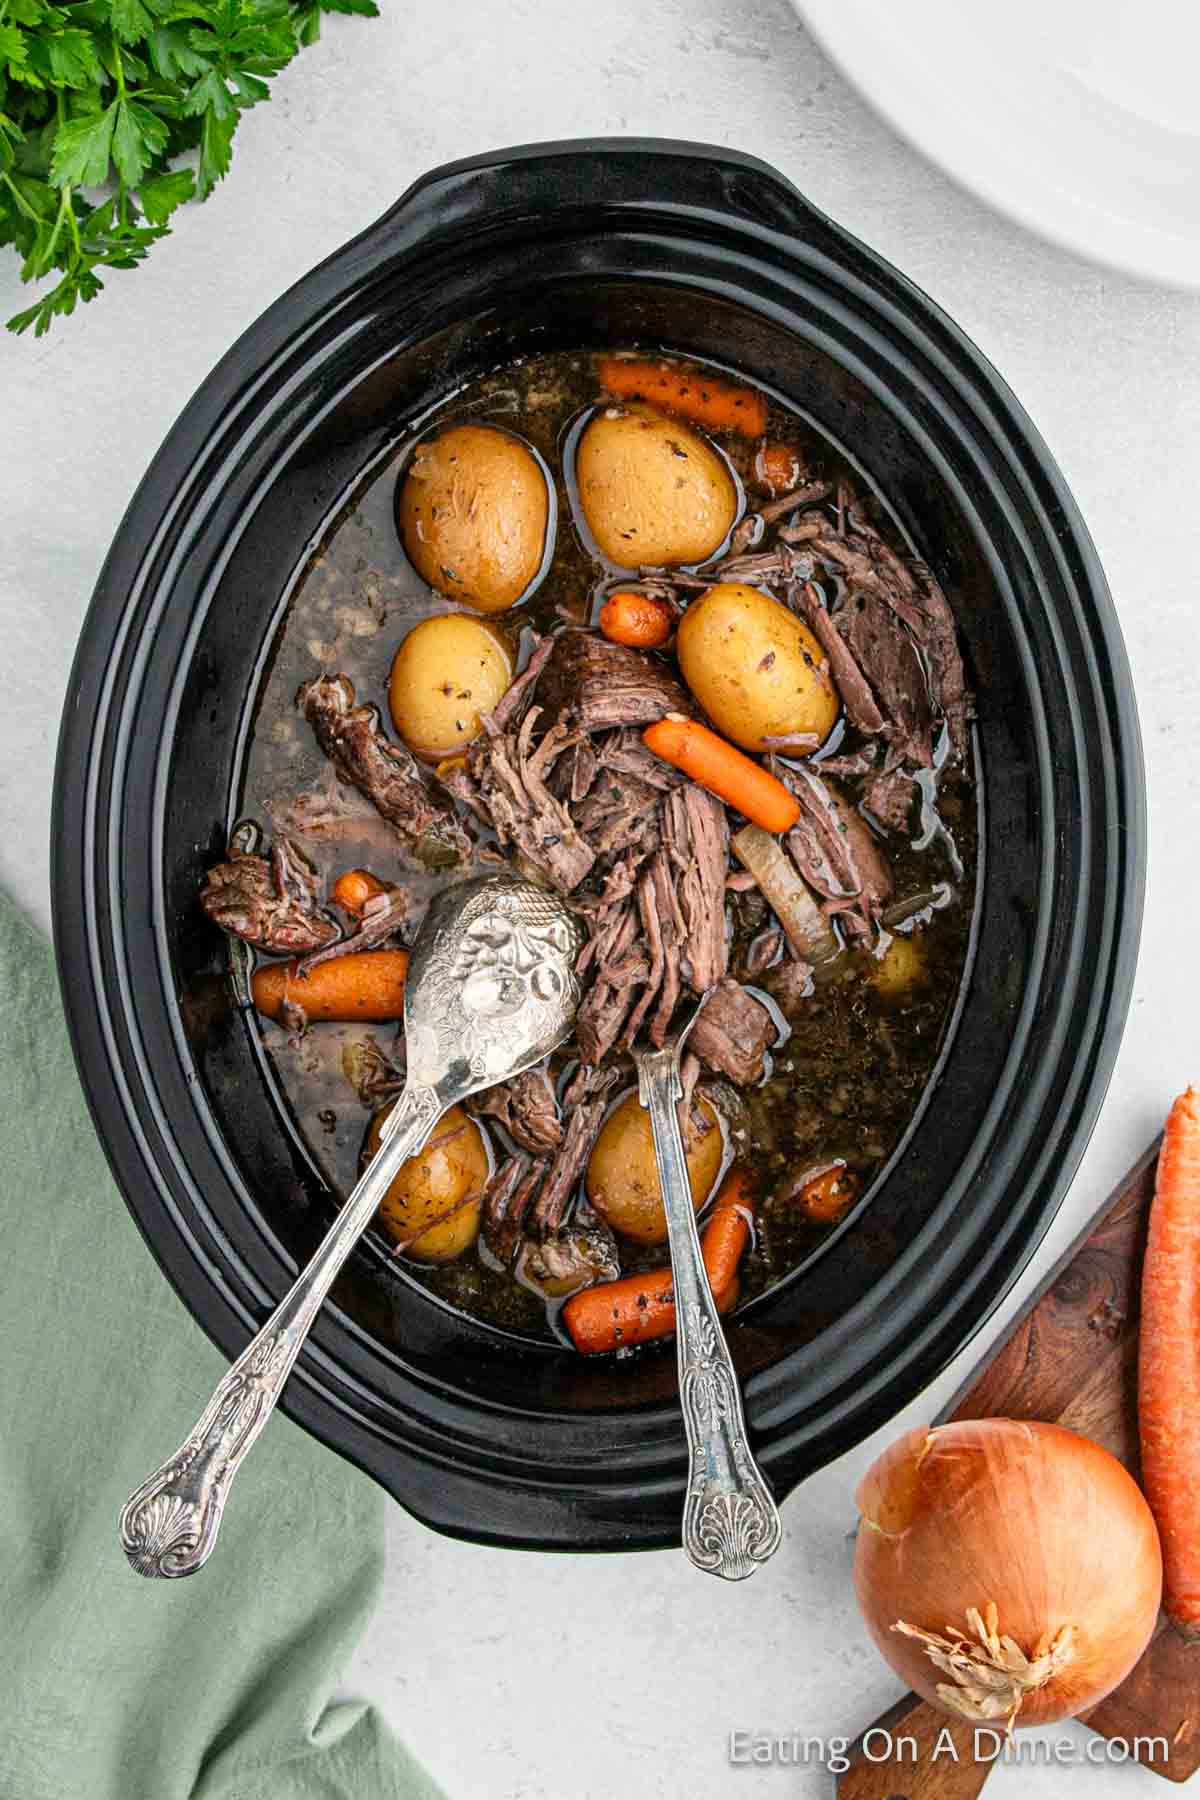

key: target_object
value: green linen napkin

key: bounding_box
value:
[0,893,442,1800]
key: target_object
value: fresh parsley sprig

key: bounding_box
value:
[0,0,377,335]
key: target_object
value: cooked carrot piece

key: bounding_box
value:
[331,868,389,916]
[598,590,674,650]
[1139,1087,1200,1638]
[754,441,803,497]
[597,357,768,438]
[252,948,409,1023]
[796,1162,859,1224]
[563,1168,754,1354]
[643,715,801,834]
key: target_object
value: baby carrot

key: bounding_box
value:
[598,590,674,650]
[597,357,768,438]
[564,1168,754,1354]
[795,1162,859,1224]
[331,868,389,916]
[642,715,801,834]
[252,948,409,1024]
[1139,1087,1200,1639]
[754,441,803,497]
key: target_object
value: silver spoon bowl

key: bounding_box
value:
[119,874,584,1578]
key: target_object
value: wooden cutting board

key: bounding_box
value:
[838,1139,1200,1795]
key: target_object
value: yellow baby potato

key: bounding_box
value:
[871,929,929,1003]
[574,403,737,568]
[398,423,549,613]
[388,613,513,760]
[675,581,840,752]
[366,1101,488,1262]
[585,1088,724,1246]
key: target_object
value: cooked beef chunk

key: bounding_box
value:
[451,636,598,894]
[689,978,775,1086]
[298,886,409,972]
[815,746,879,779]
[547,734,600,807]
[764,954,814,1016]
[735,925,784,982]
[571,766,662,861]
[662,784,729,992]
[575,889,649,1063]
[481,1155,543,1268]
[863,764,917,834]
[535,631,690,733]
[467,705,595,894]
[790,582,885,736]
[574,785,728,1065]
[530,1071,617,1234]
[780,514,971,758]
[298,674,466,864]
[840,593,933,768]
[601,727,687,790]
[200,840,338,955]
[516,1219,620,1297]
[640,848,687,1046]
[772,760,892,939]
[469,1068,563,1155]
[560,1060,621,1112]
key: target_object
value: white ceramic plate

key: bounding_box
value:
[796,0,1200,288]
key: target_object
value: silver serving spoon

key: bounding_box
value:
[120,874,585,1578]
[631,1011,782,1581]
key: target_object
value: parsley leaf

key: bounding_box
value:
[3,0,376,335]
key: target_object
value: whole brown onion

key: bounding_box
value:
[854,1419,1162,1728]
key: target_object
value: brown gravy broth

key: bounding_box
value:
[237,349,977,1345]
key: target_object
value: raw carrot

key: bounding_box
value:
[563,1168,754,1354]
[331,868,389,916]
[642,715,801,834]
[597,357,768,438]
[252,948,409,1024]
[754,441,803,497]
[598,589,674,650]
[795,1162,859,1224]
[1138,1086,1200,1639]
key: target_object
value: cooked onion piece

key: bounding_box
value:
[574,403,737,568]
[388,613,513,761]
[731,824,840,965]
[854,1419,1162,1728]
[676,582,840,752]
[398,423,549,613]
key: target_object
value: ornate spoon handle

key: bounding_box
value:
[119,1081,443,1578]
[635,1043,782,1580]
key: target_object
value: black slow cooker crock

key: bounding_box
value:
[52,140,1144,1551]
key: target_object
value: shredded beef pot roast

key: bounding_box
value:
[215,346,976,1344]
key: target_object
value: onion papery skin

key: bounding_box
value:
[853,1419,1163,1725]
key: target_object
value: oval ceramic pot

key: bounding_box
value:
[52,139,1144,1550]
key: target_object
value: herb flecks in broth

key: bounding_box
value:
[217,348,977,1347]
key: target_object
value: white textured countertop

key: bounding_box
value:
[3,1,1198,1794]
